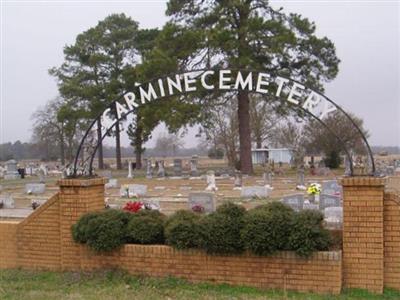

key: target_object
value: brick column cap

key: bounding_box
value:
[57,177,108,187]
[341,176,386,187]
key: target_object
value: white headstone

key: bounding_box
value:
[25,183,46,194]
[282,194,304,211]
[241,186,269,198]
[205,170,217,191]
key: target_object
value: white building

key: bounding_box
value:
[251,148,293,164]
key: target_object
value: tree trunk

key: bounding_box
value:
[60,125,65,165]
[237,90,253,174]
[115,120,122,170]
[256,137,262,149]
[96,119,104,169]
[135,124,143,169]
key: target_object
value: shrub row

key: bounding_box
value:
[72,202,332,257]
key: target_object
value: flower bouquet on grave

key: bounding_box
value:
[191,204,205,213]
[307,183,321,203]
[123,201,144,213]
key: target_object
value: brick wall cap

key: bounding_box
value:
[57,177,108,187]
[341,177,386,187]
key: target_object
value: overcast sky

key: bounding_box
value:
[1,0,399,148]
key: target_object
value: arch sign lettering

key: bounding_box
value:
[70,69,375,177]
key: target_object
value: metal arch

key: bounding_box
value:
[88,92,356,177]
[71,68,374,177]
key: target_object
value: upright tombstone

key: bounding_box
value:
[146,159,152,179]
[190,156,198,176]
[324,206,343,224]
[322,180,342,196]
[282,194,304,211]
[4,159,20,180]
[233,170,242,189]
[157,160,165,177]
[319,194,341,210]
[173,159,183,176]
[297,165,305,187]
[344,156,351,176]
[188,192,215,213]
[205,170,217,191]
[127,161,133,179]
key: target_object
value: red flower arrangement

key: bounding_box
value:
[191,204,205,213]
[123,201,143,213]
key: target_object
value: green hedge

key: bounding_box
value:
[199,202,246,254]
[164,210,202,249]
[127,210,165,244]
[287,210,332,257]
[72,202,334,257]
[241,202,295,255]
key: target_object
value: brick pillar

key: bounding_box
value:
[341,177,385,293]
[58,178,107,271]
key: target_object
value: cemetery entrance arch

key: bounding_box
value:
[69,69,375,177]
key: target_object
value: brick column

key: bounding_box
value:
[341,177,385,293]
[58,178,107,271]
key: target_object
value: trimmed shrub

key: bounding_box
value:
[199,202,246,254]
[72,211,100,244]
[84,209,131,252]
[241,202,295,255]
[126,210,165,244]
[164,210,202,249]
[288,210,332,257]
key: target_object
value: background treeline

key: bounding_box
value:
[0,140,397,162]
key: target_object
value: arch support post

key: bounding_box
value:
[341,177,386,293]
[57,178,107,271]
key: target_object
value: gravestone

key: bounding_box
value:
[157,160,165,177]
[188,192,215,213]
[0,195,15,208]
[205,170,217,191]
[173,159,183,176]
[282,194,304,211]
[190,157,198,176]
[99,170,112,179]
[322,180,342,196]
[233,170,242,189]
[0,166,5,178]
[120,184,147,197]
[319,194,341,210]
[386,166,395,176]
[303,201,319,210]
[146,159,152,179]
[127,161,133,178]
[241,186,269,198]
[25,183,46,194]
[297,166,305,187]
[4,159,20,180]
[344,156,351,176]
[105,179,119,189]
[324,206,343,224]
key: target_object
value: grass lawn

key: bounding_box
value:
[0,270,399,300]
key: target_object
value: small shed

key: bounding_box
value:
[251,148,293,164]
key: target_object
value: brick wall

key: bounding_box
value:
[384,192,400,290]
[58,178,107,271]
[79,245,342,294]
[0,221,19,269]
[1,176,399,295]
[17,193,61,270]
[341,177,385,293]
